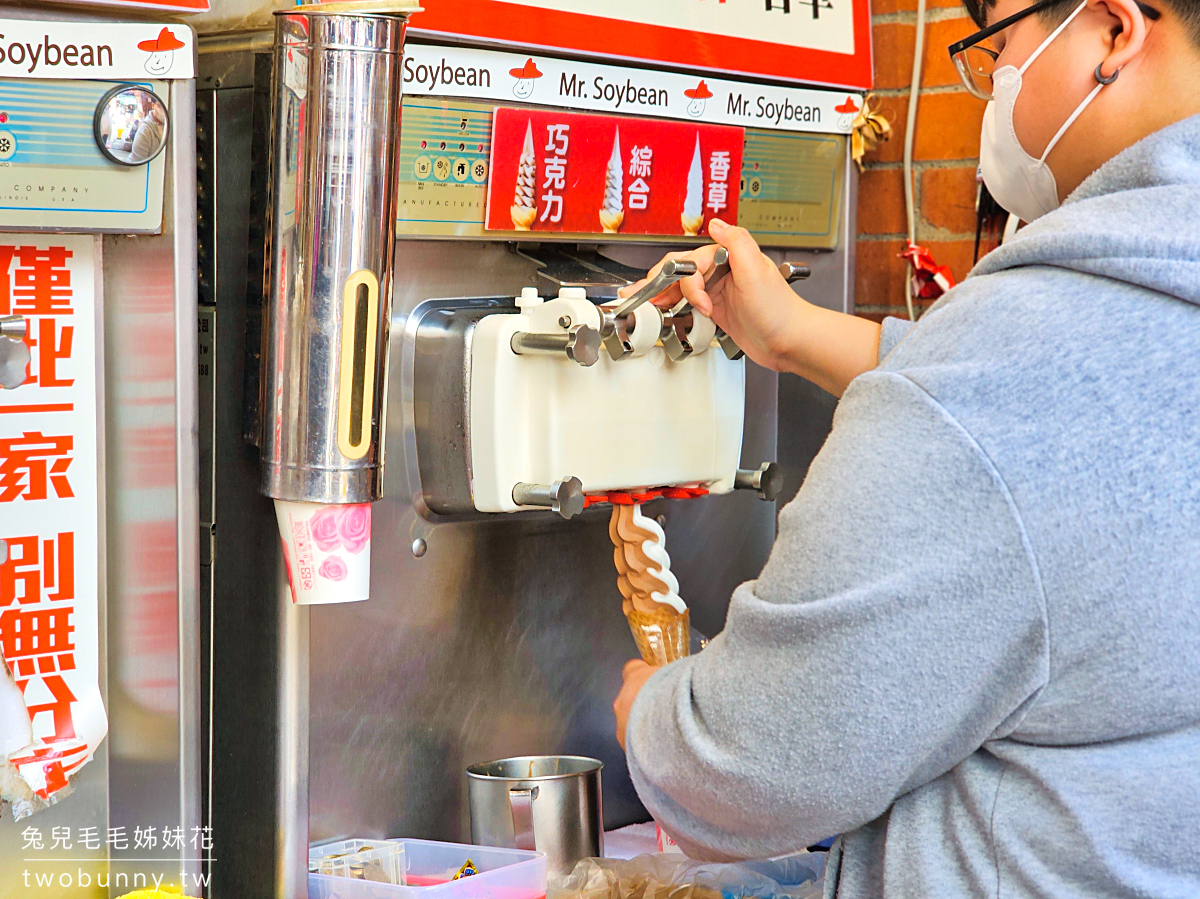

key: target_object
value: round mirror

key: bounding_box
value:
[93,85,170,166]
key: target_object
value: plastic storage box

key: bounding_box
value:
[310,840,406,884]
[309,838,547,899]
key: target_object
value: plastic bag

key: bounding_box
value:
[550,851,826,899]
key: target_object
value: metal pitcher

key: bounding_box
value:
[467,756,603,876]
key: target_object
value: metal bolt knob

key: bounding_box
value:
[564,325,600,367]
[734,462,784,502]
[510,325,600,367]
[512,476,586,519]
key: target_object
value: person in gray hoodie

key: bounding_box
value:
[611,0,1200,896]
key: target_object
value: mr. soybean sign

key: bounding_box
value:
[0,19,194,80]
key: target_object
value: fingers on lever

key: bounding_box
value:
[619,278,647,298]
[651,282,685,309]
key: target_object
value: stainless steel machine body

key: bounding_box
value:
[261,11,406,504]
[197,35,854,898]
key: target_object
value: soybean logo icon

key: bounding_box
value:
[138,27,185,76]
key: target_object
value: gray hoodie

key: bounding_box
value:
[625,114,1200,899]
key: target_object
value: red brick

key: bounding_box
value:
[924,17,978,88]
[872,23,917,90]
[871,0,965,16]
[872,17,976,92]
[858,168,909,236]
[913,91,986,161]
[856,238,910,308]
[920,165,979,235]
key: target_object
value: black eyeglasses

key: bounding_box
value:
[948,0,1161,100]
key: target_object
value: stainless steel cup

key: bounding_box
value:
[467,756,603,877]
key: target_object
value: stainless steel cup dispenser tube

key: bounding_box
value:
[261,8,409,504]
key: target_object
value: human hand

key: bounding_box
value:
[613,659,657,751]
[616,218,807,372]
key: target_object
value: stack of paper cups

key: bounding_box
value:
[274,500,371,604]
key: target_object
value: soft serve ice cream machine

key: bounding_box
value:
[410,250,793,665]
[420,256,781,521]
[194,6,858,893]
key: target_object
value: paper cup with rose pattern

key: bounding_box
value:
[274,500,372,604]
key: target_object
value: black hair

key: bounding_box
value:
[962,0,1066,27]
[961,0,1194,41]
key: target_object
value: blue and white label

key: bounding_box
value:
[0,78,165,232]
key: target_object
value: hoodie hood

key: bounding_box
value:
[972,113,1200,306]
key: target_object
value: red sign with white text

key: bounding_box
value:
[408,0,872,91]
[486,107,743,237]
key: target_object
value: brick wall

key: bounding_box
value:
[855,0,984,321]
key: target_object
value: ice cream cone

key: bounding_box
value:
[511,204,537,231]
[610,503,690,664]
[625,605,690,666]
[681,213,704,237]
[599,208,624,233]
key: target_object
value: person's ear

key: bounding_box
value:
[1092,0,1151,76]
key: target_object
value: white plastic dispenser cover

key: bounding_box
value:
[469,292,745,513]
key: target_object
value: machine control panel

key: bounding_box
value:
[0,77,168,232]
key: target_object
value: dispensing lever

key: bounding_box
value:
[661,248,730,362]
[510,325,601,367]
[0,315,30,390]
[709,257,810,360]
[612,259,698,319]
[603,259,698,362]
[512,477,586,519]
[704,247,732,293]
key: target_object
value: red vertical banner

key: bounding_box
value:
[0,234,106,812]
[486,107,743,237]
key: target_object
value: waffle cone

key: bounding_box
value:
[511,204,536,231]
[681,213,704,237]
[599,208,624,233]
[625,606,689,666]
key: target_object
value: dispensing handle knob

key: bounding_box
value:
[0,315,30,390]
[510,325,601,367]
[512,477,586,519]
[734,462,784,502]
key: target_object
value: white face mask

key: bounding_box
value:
[979,0,1109,223]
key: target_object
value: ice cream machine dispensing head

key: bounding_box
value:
[407,248,805,525]
[260,5,413,603]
